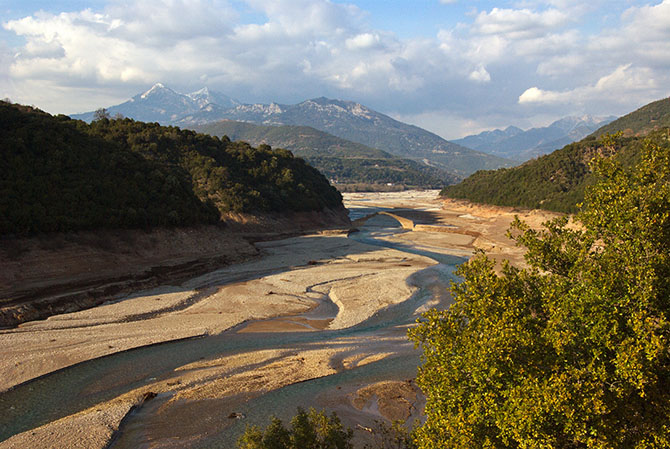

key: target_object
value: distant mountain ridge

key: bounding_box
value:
[454,115,616,161]
[73,84,514,176]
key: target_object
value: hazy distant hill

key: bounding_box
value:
[74,84,514,177]
[1,101,342,235]
[453,116,615,161]
[441,97,670,213]
[192,120,458,187]
[591,97,670,138]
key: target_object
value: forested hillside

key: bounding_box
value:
[440,131,659,213]
[441,96,670,213]
[0,102,342,235]
[193,120,457,187]
[593,97,670,137]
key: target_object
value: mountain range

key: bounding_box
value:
[452,115,616,161]
[72,84,513,177]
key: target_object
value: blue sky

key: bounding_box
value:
[2,0,669,138]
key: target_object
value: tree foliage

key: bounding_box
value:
[237,408,353,449]
[410,135,670,448]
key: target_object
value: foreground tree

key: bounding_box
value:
[237,408,353,449]
[409,134,670,449]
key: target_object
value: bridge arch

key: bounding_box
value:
[351,211,415,230]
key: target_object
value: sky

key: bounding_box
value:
[2,0,670,139]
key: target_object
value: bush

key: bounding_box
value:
[237,408,353,449]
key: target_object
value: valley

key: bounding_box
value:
[0,191,560,448]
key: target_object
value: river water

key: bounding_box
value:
[0,209,466,447]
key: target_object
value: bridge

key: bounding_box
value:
[352,210,481,237]
[351,211,415,230]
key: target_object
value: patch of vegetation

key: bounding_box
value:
[0,101,342,235]
[410,135,670,448]
[237,409,417,449]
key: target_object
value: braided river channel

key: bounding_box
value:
[0,200,467,448]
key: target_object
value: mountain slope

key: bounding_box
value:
[192,120,457,187]
[193,120,391,159]
[453,116,615,161]
[1,101,342,235]
[592,97,670,137]
[440,132,658,213]
[441,96,670,213]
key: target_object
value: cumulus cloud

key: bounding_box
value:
[345,33,381,50]
[519,64,661,108]
[473,8,569,40]
[468,65,491,83]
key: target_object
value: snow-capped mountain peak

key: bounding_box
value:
[139,82,174,99]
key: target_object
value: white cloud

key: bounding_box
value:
[2,0,670,134]
[473,7,569,40]
[519,64,662,107]
[345,32,381,50]
[468,65,491,82]
[518,86,562,104]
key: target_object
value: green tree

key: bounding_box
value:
[237,408,353,449]
[290,408,318,448]
[262,417,291,449]
[93,107,110,121]
[409,136,670,449]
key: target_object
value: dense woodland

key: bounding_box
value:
[0,102,342,235]
[594,97,670,137]
[440,131,662,212]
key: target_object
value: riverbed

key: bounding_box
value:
[0,191,554,448]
